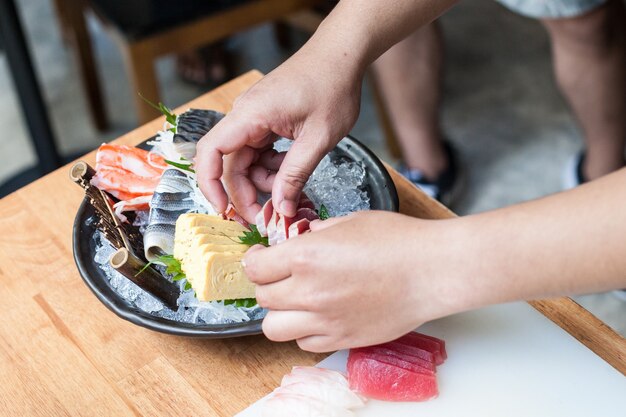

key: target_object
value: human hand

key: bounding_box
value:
[195,46,364,223]
[243,211,465,352]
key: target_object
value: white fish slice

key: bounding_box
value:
[262,393,355,417]
[278,380,366,409]
[289,366,350,387]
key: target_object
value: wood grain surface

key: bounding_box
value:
[0,71,622,416]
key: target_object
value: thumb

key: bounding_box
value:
[272,136,329,217]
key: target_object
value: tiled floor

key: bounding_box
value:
[1,0,623,335]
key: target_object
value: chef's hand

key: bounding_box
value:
[195,46,363,223]
[243,211,464,352]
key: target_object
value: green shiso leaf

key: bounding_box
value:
[318,204,330,220]
[223,298,258,308]
[164,159,195,173]
[138,93,177,127]
[238,224,269,247]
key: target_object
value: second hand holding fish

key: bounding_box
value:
[243,211,471,353]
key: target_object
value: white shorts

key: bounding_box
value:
[496,0,608,19]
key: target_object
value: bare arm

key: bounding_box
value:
[195,0,458,221]
[453,166,626,311]
[244,167,626,352]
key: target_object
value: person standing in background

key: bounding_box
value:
[373,0,626,204]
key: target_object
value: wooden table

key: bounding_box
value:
[0,71,623,416]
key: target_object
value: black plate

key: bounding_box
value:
[72,135,399,337]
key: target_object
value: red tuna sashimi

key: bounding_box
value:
[378,341,436,364]
[293,207,319,222]
[288,219,311,237]
[395,332,446,365]
[267,210,281,246]
[412,333,447,361]
[298,194,316,210]
[354,346,435,374]
[255,199,274,237]
[347,351,438,402]
[353,350,434,376]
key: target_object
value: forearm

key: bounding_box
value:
[298,0,458,75]
[450,167,626,312]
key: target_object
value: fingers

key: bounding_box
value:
[195,111,271,212]
[243,243,293,285]
[257,149,286,171]
[309,215,352,232]
[262,310,324,342]
[296,335,339,353]
[249,165,276,194]
[223,146,264,222]
[272,136,330,217]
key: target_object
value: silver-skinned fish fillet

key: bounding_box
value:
[143,109,224,261]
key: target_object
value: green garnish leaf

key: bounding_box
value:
[224,298,258,308]
[136,254,194,293]
[165,159,195,173]
[238,224,269,247]
[138,93,177,127]
[318,204,330,220]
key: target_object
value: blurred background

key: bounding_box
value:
[0,0,623,333]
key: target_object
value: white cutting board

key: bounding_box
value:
[237,302,625,416]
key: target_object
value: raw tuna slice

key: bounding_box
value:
[353,350,434,376]
[288,219,311,237]
[255,199,274,237]
[347,351,438,402]
[298,194,316,210]
[379,341,436,364]
[354,346,435,374]
[395,332,446,365]
[411,333,447,361]
[267,210,280,246]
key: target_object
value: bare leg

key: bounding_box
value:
[542,0,626,180]
[372,22,446,180]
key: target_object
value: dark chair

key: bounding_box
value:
[53,0,323,125]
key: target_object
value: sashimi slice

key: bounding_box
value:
[411,332,447,361]
[395,332,446,365]
[221,203,249,228]
[278,381,365,409]
[293,207,320,222]
[289,366,350,387]
[267,210,281,246]
[255,199,274,237]
[347,351,438,402]
[352,350,433,376]
[262,393,354,417]
[354,346,435,373]
[288,219,311,237]
[298,194,316,210]
[378,340,436,364]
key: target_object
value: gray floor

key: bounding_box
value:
[1,0,623,335]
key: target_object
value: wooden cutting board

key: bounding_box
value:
[237,302,626,416]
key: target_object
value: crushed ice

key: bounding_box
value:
[93,138,370,324]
